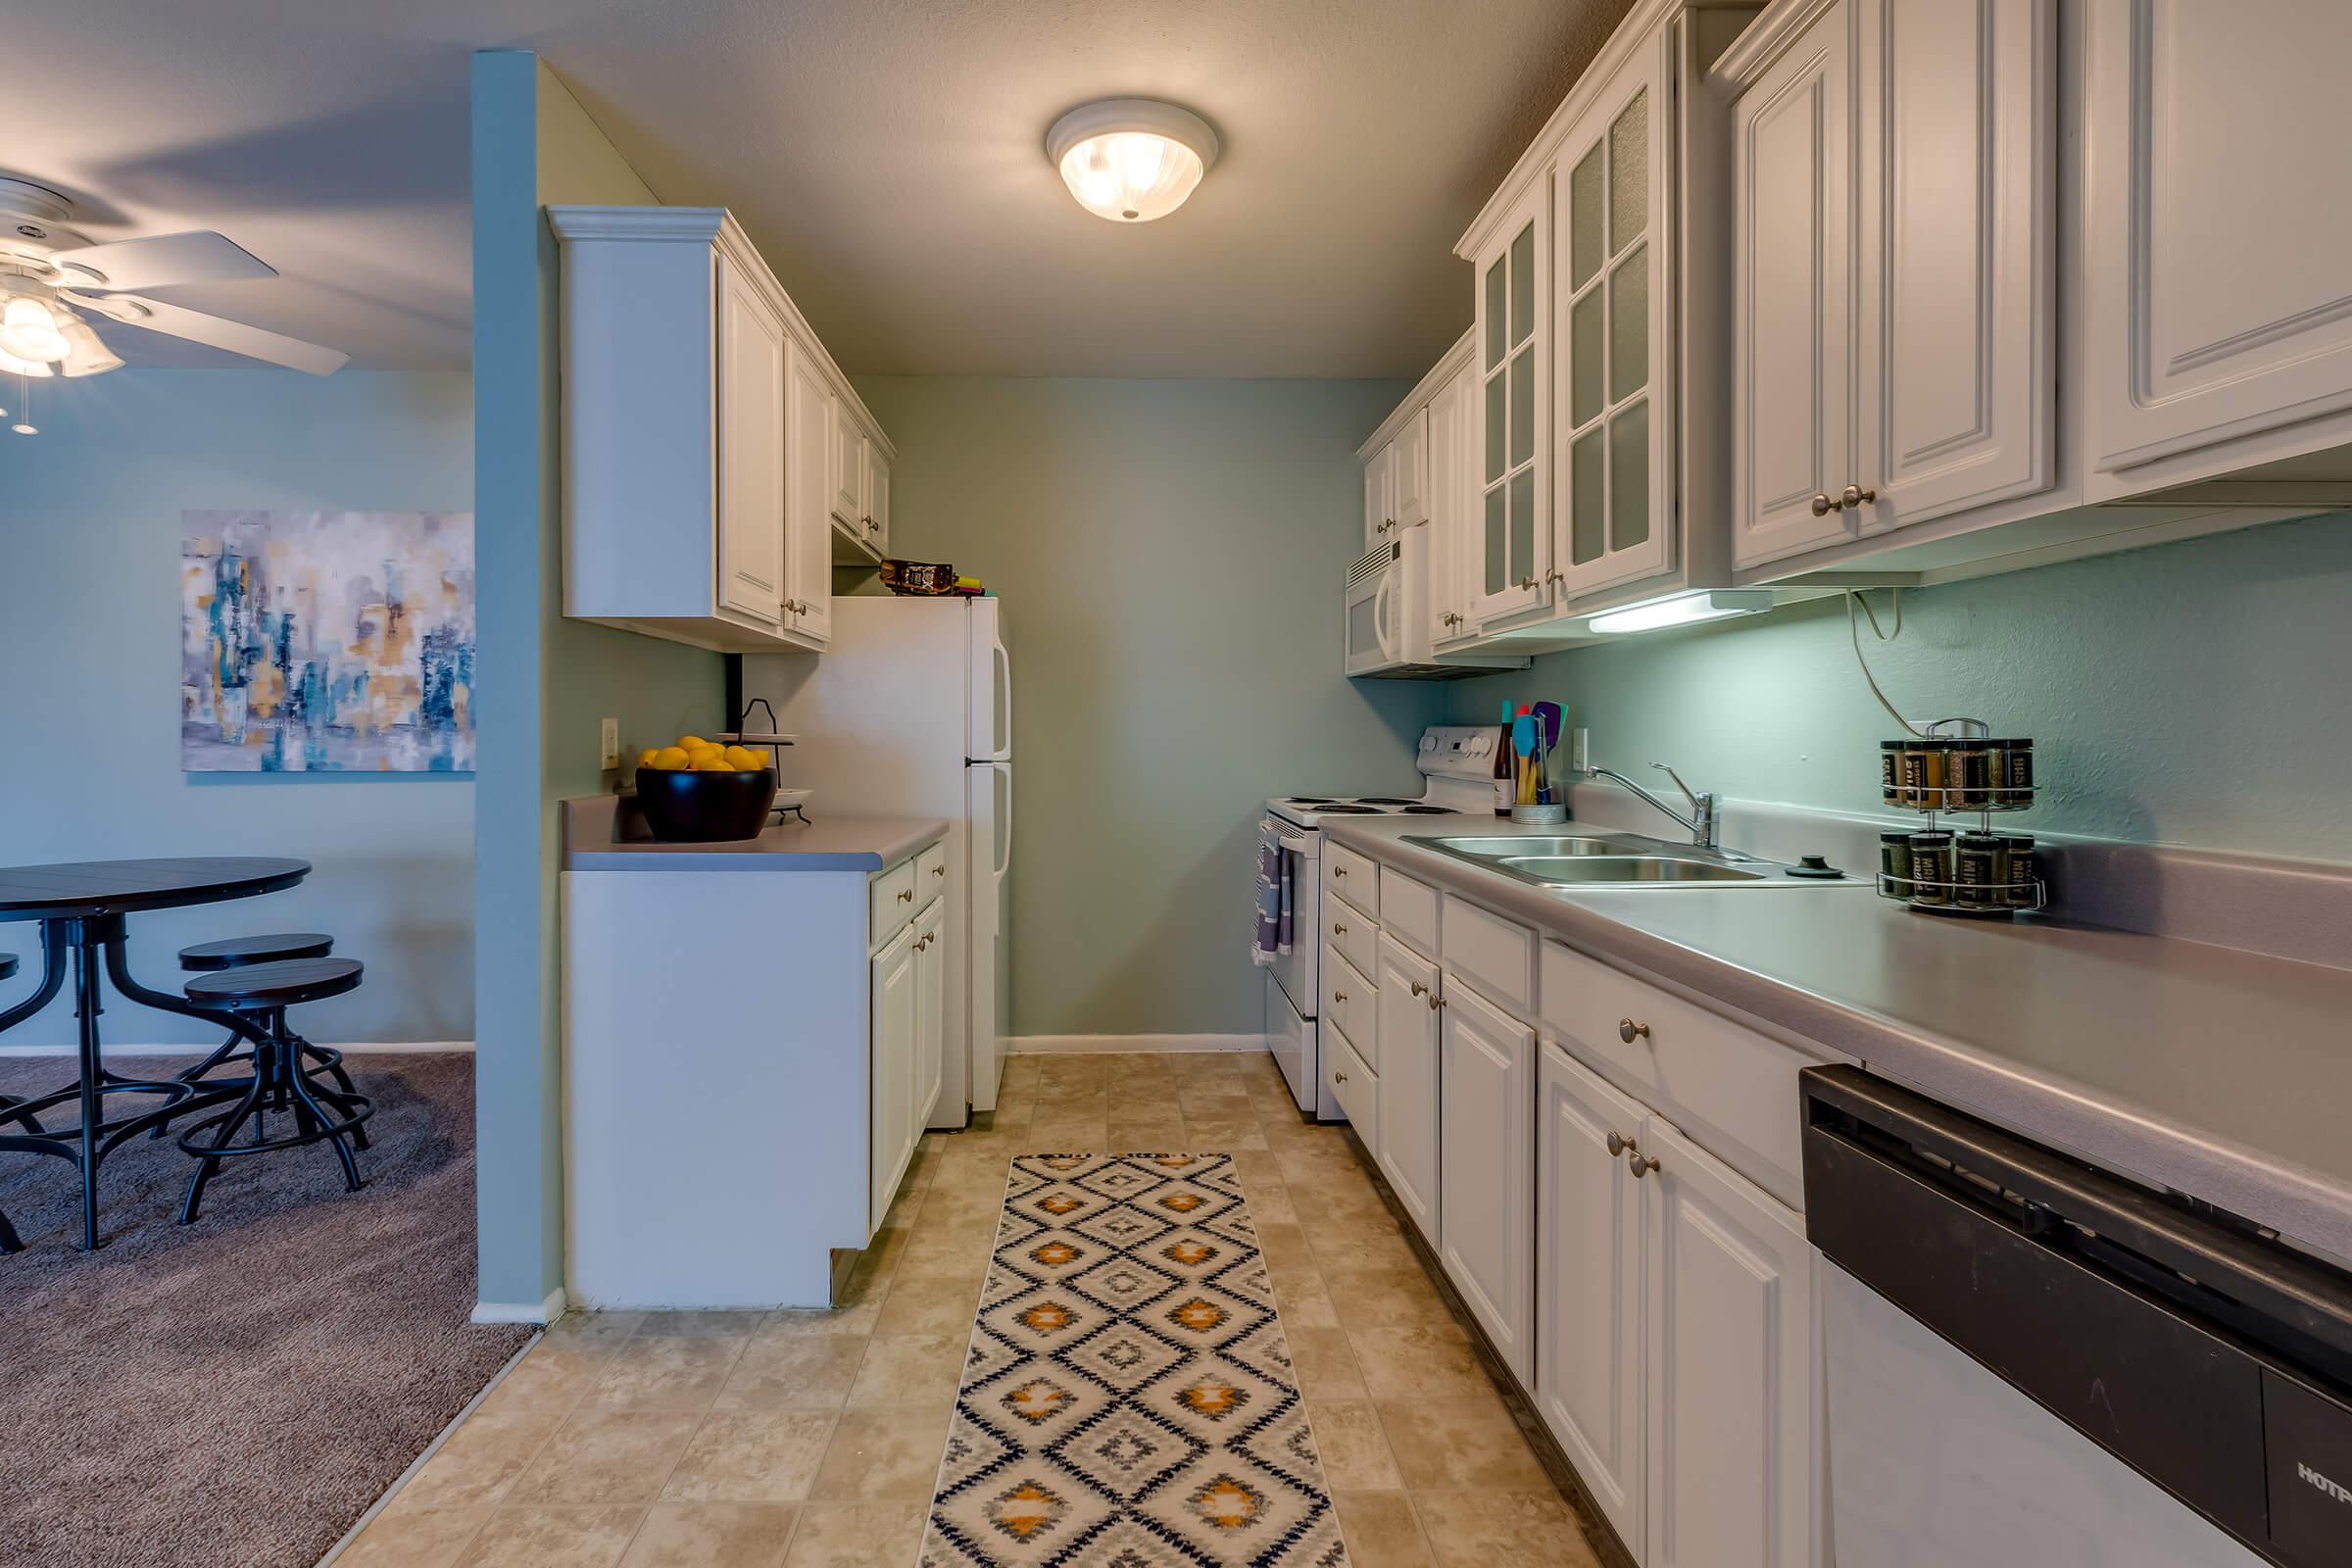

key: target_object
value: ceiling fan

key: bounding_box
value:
[0,176,348,433]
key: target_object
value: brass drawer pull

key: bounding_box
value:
[1842,483,1878,509]
[1618,1017,1649,1044]
[1408,981,1428,997]
[1605,1131,1632,1157]
[898,889,913,903]
[1628,1152,1661,1178]
[1810,492,1837,516]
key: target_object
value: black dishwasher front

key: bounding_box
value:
[1801,1064,2352,1568]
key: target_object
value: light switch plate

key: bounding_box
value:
[599,717,619,770]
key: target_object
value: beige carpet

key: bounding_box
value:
[0,1052,531,1568]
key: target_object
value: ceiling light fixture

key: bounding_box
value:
[1585,589,1776,635]
[1,293,71,365]
[1046,98,1219,222]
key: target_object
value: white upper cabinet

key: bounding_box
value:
[1392,406,1431,531]
[863,442,892,555]
[1425,367,1477,645]
[2083,0,2352,491]
[1853,0,2054,530]
[1729,0,1855,568]
[831,406,866,530]
[1553,30,1675,601]
[1728,0,2057,571]
[784,344,834,644]
[715,257,788,629]
[1363,440,1396,550]
[1472,182,1553,626]
[549,206,890,654]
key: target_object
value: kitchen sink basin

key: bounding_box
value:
[1402,832,1852,891]
[1495,855,1767,883]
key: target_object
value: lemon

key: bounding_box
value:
[677,735,709,751]
[651,746,690,770]
[696,758,737,772]
[636,748,659,768]
[723,745,764,771]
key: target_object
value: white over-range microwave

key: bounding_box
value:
[1344,528,1527,679]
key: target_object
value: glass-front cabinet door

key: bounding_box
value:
[1553,35,1673,603]
[1472,177,1551,625]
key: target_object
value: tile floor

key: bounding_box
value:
[336,1051,1598,1568]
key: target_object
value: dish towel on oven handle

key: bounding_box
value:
[1253,819,1293,964]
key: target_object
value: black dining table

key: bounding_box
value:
[0,857,311,1250]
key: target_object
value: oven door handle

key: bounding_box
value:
[1276,833,1313,857]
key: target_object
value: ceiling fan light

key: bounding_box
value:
[0,343,54,377]
[1047,99,1218,222]
[0,295,70,364]
[58,316,122,377]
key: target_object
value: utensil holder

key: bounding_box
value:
[1511,804,1568,825]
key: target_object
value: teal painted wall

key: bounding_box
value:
[471,52,725,1307]
[851,376,1445,1038]
[0,370,472,1046]
[1446,512,2352,860]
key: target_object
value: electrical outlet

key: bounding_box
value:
[599,717,620,771]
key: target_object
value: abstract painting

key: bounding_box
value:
[180,511,475,772]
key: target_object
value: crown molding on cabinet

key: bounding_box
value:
[1455,0,1755,261]
[1706,0,1841,91]
[547,205,896,463]
[1357,326,1475,461]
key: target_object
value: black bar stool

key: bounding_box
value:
[0,952,17,1251]
[171,933,367,1149]
[175,958,374,1224]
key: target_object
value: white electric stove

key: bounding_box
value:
[1257,726,1505,1118]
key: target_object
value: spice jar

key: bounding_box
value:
[1950,739,1995,811]
[1954,831,2008,909]
[1908,831,1954,906]
[2004,836,2039,909]
[1899,739,1953,809]
[1992,738,2034,808]
[1881,742,1906,808]
[1879,832,1915,900]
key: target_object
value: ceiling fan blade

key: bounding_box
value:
[81,295,347,374]
[45,231,276,292]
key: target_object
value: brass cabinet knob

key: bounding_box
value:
[898,889,913,903]
[1332,923,1347,935]
[933,865,946,877]
[1628,1152,1661,1178]
[1810,492,1837,516]
[1842,483,1878,508]
[1409,981,1429,997]
[1333,992,1348,1004]
[1427,992,1445,1011]
[1335,1069,1349,1084]
[1518,575,1538,590]
[1618,1017,1650,1044]
[1605,1131,1630,1156]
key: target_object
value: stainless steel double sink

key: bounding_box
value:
[1404,831,1848,890]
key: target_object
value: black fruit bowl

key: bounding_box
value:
[634,767,779,843]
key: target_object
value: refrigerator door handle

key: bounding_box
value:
[988,638,1012,762]
[994,763,1012,878]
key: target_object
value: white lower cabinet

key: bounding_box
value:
[1537,1042,1648,1553]
[913,897,945,1131]
[1439,973,1535,1383]
[1642,1111,1818,1568]
[1374,934,1442,1244]
[869,921,917,1236]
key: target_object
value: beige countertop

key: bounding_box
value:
[561,795,947,872]
[1324,814,2352,1261]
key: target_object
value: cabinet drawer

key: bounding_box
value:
[1325,842,1379,918]
[869,858,917,942]
[1327,947,1378,1077]
[1382,867,1439,959]
[1326,902,1378,983]
[915,840,948,895]
[1541,940,1817,1210]
[1328,1026,1377,1134]
[1441,894,1536,1016]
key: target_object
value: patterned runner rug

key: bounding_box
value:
[922,1152,1351,1566]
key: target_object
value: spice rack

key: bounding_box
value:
[1876,718,2045,918]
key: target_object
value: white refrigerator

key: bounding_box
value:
[741,597,1011,1122]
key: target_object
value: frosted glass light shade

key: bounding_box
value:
[1047,99,1218,222]
[0,344,55,377]
[1,294,70,364]
[59,316,122,377]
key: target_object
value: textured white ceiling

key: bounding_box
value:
[2,0,1632,376]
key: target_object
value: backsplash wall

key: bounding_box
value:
[1446,511,2352,862]
[853,376,1446,1039]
